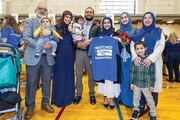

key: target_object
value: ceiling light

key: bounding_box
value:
[114,20,119,24]
[166,20,174,24]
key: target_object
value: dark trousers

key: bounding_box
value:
[140,92,158,107]
[25,56,52,110]
[167,54,180,81]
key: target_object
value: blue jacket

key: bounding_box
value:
[164,40,180,56]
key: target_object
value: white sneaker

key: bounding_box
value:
[35,53,40,57]
[51,52,56,57]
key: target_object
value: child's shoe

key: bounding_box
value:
[150,116,156,120]
[35,53,40,58]
[51,52,56,57]
[131,110,139,120]
[139,106,145,114]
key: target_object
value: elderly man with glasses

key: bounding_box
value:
[23,2,55,120]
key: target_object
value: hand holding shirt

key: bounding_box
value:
[88,36,120,82]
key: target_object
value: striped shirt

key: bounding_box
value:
[83,21,93,39]
[130,56,155,88]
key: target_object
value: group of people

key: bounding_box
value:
[22,3,101,120]
[1,1,173,120]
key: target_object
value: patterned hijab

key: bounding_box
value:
[100,17,114,36]
[131,12,162,55]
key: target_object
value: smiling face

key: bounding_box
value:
[64,15,72,25]
[103,19,111,30]
[135,44,147,57]
[121,13,129,25]
[143,13,153,27]
[84,7,94,21]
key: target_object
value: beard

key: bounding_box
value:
[36,11,47,19]
[85,16,93,21]
[37,14,46,19]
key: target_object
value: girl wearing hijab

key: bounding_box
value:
[51,10,75,107]
[118,12,139,107]
[130,12,165,111]
[89,17,120,109]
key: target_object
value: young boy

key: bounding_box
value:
[34,17,63,57]
[68,15,84,44]
[130,41,156,120]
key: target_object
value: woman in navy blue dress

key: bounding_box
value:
[51,10,75,107]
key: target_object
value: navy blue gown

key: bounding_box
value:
[51,30,75,107]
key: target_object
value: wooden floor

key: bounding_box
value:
[0,65,180,120]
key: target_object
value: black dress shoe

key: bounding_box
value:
[73,96,82,105]
[90,96,96,105]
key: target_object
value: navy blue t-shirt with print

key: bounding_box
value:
[88,36,120,82]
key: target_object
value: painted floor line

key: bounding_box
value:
[55,107,66,120]
[115,99,123,120]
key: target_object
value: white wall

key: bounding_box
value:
[47,0,99,15]
[136,0,180,14]
[3,0,180,14]
[3,0,37,14]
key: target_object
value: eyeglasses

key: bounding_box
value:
[37,7,48,12]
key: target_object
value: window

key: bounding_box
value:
[99,0,135,14]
